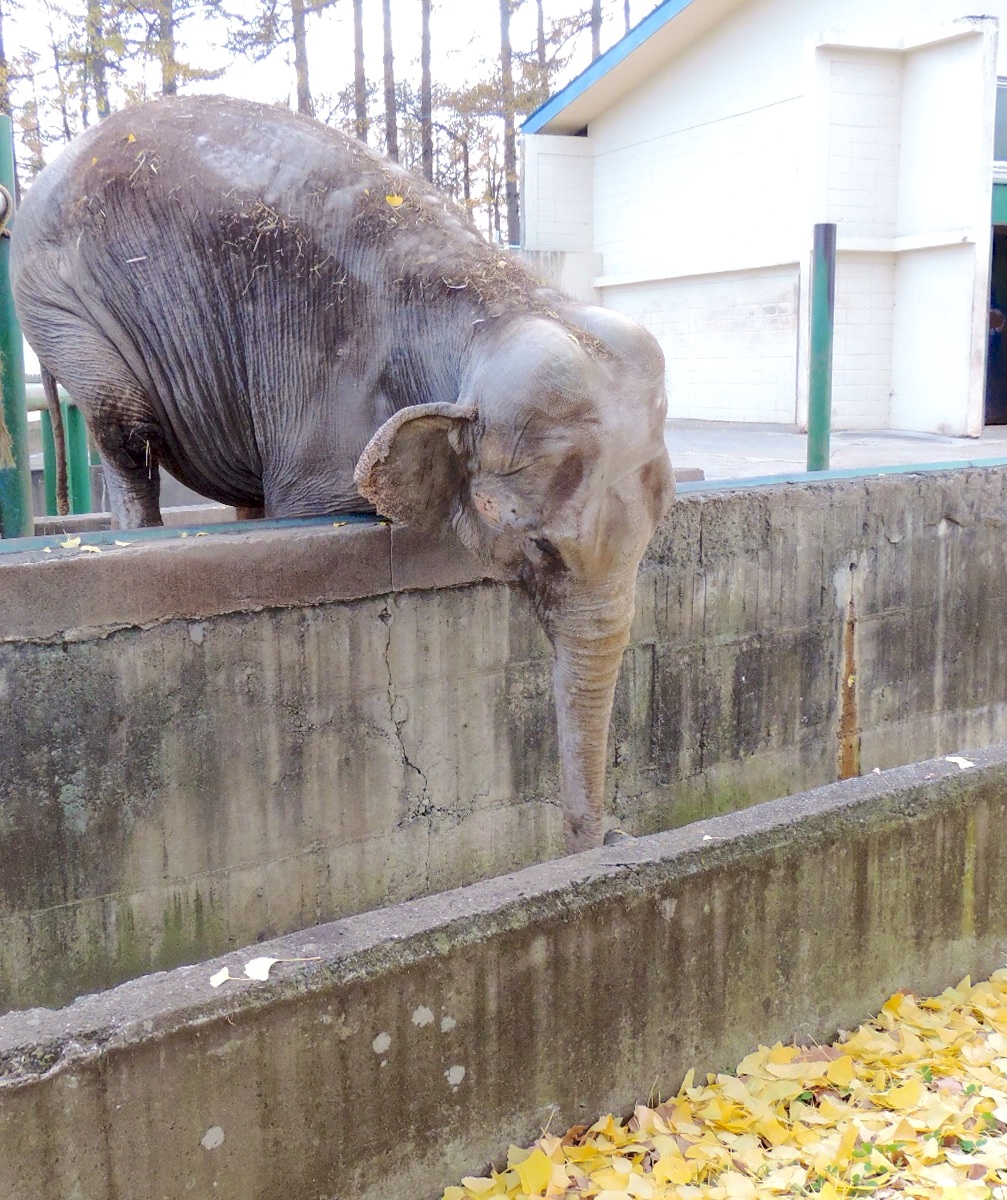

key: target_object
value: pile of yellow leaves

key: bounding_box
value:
[442,969,1007,1199]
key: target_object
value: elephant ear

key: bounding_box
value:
[354,402,477,532]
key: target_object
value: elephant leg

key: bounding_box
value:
[27,319,164,528]
[98,438,162,528]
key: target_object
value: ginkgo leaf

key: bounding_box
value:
[440,966,1007,1200]
[209,967,230,987]
[81,545,101,554]
[385,194,405,207]
[513,1147,551,1195]
[243,954,322,980]
[244,957,279,981]
[60,535,81,549]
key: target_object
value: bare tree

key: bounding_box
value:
[498,0,518,244]
[381,0,395,158]
[126,0,227,97]
[291,0,311,114]
[591,0,601,59]
[352,0,367,142]
[85,0,112,119]
[419,0,432,181]
[0,0,12,120]
[228,0,338,116]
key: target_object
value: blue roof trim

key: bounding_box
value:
[521,0,695,134]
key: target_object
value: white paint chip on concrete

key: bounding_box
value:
[188,622,207,645]
[440,1015,457,1033]
[200,1126,225,1151]
[411,1005,434,1027]
[372,1031,391,1054]
[445,1064,466,1089]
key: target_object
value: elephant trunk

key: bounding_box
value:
[544,577,637,853]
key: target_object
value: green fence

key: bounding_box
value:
[26,380,96,517]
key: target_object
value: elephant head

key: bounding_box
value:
[355,307,674,853]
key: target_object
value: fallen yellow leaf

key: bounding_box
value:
[513,1147,551,1195]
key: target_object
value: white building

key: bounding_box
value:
[521,0,1007,435]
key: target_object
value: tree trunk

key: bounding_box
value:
[291,0,313,115]
[352,0,368,143]
[0,0,9,119]
[86,0,111,119]
[158,0,177,96]
[591,0,602,60]
[381,0,396,159]
[52,38,73,143]
[0,0,18,203]
[534,0,547,102]
[420,0,433,181]
[498,0,519,245]
[624,0,631,35]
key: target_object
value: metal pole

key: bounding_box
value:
[0,116,31,537]
[807,222,836,472]
[64,402,92,514]
[40,408,57,516]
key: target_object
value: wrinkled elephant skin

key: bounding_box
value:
[11,96,675,852]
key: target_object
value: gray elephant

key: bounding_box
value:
[11,95,674,853]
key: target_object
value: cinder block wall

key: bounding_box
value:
[2,466,1007,1011]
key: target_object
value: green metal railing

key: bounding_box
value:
[0,114,31,537]
[807,222,837,472]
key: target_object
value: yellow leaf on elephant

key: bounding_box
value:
[126,132,136,142]
[386,193,404,207]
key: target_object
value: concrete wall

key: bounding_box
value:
[2,744,1006,1200]
[5,466,1007,1014]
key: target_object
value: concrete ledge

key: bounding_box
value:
[1,745,1005,1199]
[0,521,503,641]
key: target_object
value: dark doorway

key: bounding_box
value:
[986,225,1007,423]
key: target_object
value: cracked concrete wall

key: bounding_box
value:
[2,467,1007,1011]
[1,748,1006,1200]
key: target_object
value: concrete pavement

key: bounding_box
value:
[665,419,1007,482]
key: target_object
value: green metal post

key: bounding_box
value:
[0,115,31,536]
[63,402,92,514]
[807,222,836,473]
[40,408,58,516]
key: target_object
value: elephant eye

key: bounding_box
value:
[530,536,564,569]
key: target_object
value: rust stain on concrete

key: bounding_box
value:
[838,566,861,780]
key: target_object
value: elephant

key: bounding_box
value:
[10,94,675,853]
